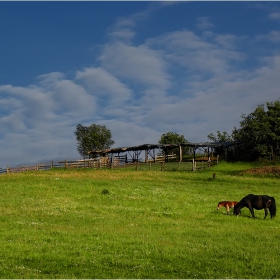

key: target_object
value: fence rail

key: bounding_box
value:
[1,156,217,175]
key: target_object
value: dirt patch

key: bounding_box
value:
[241,166,280,176]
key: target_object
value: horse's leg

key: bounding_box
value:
[264,208,268,219]
[248,206,255,218]
[263,200,271,219]
[226,205,230,215]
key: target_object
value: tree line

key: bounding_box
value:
[74,100,280,162]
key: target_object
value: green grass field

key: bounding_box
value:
[0,162,279,278]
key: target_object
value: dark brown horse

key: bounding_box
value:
[234,194,276,219]
[217,201,238,214]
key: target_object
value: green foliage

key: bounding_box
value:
[207,131,234,159]
[233,100,280,160]
[74,124,114,158]
[0,164,280,278]
[159,132,189,155]
[207,130,233,142]
[159,132,188,145]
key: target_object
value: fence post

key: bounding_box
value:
[192,158,196,171]
[179,145,182,162]
[161,161,164,171]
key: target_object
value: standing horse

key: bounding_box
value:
[217,201,238,214]
[234,194,276,219]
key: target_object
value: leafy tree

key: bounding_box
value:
[159,132,188,145]
[158,132,189,155]
[74,124,115,158]
[207,131,233,143]
[207,131,234,158]
[232,100,280,160]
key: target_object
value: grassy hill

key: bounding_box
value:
[0,162,279,278]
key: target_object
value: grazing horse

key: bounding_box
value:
[217,201,238,214]
[234,194,276,219]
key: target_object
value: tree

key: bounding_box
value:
[74,124,115,158]
[232,100,280,160]
[159,132,188,145]
[158,132,189,155]
[207,131,233,143]
[207,131,234,159]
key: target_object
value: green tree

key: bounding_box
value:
[207,131,234,159]
[158,132,189,155]
[74,124,115,158]
[207,131,233,143]
[159,132,188,145]
[232,100,280,160]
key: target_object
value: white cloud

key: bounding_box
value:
[268,12,280,20]
[196,17,214,30]
[104,119,162,147]
[75,67,133,118]
[75,67,131,101]
[1,4,280,167]
[107,18,136,41]
[214,34,241,49]
[148,30,244,81]
[0,73,97,166]
[99,42,171,92]
[255,31,280,43]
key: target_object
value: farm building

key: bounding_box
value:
[88,141,239,164]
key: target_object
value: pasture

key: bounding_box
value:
[0,162,279,278]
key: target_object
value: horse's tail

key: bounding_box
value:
[269,197,277,218]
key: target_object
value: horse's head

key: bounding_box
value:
[233,204,240,216]
[217,202,222,210]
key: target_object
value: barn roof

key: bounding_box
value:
[88,141,239,155]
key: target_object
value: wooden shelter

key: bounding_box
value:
[88,141,238,163]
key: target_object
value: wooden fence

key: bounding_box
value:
[1,158,110,175]
[0,155,218,175]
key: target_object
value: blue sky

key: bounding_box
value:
[1,1,280,167]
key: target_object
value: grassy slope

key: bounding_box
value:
[0,162,279,278]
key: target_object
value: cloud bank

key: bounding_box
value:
[0,3,280,167]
